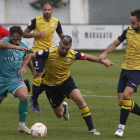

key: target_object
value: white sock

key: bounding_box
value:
[19,122,25,126]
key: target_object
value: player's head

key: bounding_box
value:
[9,26,23,46]
[58,35,72,57]
[42,2,53,19]
[130,9,140,32]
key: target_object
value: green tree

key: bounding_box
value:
[30,0,68,10]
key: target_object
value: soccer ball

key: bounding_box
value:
[31,123,47,137]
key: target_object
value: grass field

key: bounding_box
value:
[1,51,140,140]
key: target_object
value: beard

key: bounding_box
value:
[59,52,67,57]
[10,40,19,46]
[44,13,51,18]
[132,26,140,32]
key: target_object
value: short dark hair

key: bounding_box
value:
[43,2,52,9]
[61,35,72,45]
[131,9,140,21]
[9,26,23,37]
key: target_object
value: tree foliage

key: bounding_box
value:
[29,0,67,10]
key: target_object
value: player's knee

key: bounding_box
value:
[123,90,133,99]
[19,93,28,100]
[55,112,63,118]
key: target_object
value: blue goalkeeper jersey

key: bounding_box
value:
[0,37,28,84]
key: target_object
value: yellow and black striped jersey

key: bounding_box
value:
[36,46,84,86]
[27,15,63,52]
[118,26,140,70]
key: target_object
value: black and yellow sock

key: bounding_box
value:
[120,99,131,125]
[32,78,43,105]
[79,105,94,131]
[130,101,140,116]
[18,100,28,122]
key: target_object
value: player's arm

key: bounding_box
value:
[23,19,46,38]
[84,53,115,67]
[27,61,37,77]
[0,41,29,51]
[18,49,49,77]
[18,53,36,77]
[58,33,64,39]
[76,52,114,67]
[56,21,64,39]
[98,39,121,60]
[99,29,127,60]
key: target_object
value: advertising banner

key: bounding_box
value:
[3,25,125,50]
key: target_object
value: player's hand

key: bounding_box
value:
[18,68,26,77]
[102,59,115,67]
[36,31,46,37]
[98,52,107,61]
[32,69,37,78]
[15,46,29,51]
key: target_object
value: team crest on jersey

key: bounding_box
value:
[66,58,71,64]
[51,24,54,29]
[38,50,43,55]
[28,21,31,26]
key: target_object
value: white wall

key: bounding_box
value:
[70,0,89,24]
[0,0,70,24]
[0,0,5,23]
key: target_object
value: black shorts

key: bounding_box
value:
[32,59,44,73]
[42,76,78,108]
[117,69,140,93]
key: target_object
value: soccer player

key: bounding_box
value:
[98,9,140,137]
[0,25,31,93]
[23,2,64,112]
[18,35,114,135]
[0,25,10,39]
[0,26,37,135]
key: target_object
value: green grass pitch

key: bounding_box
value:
[1,51,140,140]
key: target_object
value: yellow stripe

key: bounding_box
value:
[82,112,91,117]
[130,101,135,111]
[121,99,132,110]
[123,99,132,106]
[122,106,131,110]
[33,78,42,86]
[79,106,89,114]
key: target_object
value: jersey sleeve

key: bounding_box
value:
[0,26,9,39]
[36,49,49,59]
[75,50,85,60]
[56,21,63,35]
[118,29,127,42]
[27,18,36,31]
